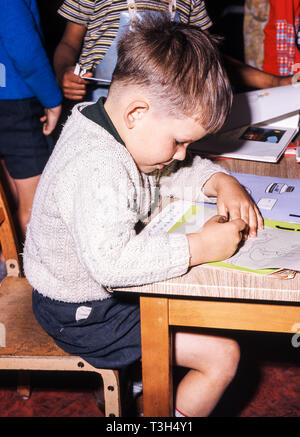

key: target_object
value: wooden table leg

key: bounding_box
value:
[140,296,173,417]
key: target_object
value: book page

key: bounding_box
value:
[144,201,300,272]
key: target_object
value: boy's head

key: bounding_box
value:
[106,14,232,173]
[111,13,232,133]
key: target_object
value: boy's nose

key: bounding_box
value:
[174,145,187,161]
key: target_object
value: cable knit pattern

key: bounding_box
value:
[24,103,226,303]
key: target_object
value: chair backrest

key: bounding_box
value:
[0,178,21,277]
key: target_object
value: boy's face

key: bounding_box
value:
[124,106,207,174]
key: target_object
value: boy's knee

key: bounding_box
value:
[200,337,240,386]
[216,338,240,383]
[18,208,31,235]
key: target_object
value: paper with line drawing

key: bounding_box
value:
[171,206,300,271]
[144,201,300,271]
[223,227,300,271]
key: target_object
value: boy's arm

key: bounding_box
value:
[0,0,62,109]
[53,21,92,100]
[158,152,228,203]
[223,55,295,90]
[158,154,263,237]
[55,153,248,287]
[55,155,191,288]
[202,171,264,237]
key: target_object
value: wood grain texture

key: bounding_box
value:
[140,297,172,417]
[120,264,300,302]
[0,183,20,277]
[169,299,300,333]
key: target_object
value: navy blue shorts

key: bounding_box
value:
[32,290,141,370]
[0,98,52,179]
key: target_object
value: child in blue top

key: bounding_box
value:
[0,0,62,244]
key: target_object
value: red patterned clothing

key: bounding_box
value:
[263,0,300,76]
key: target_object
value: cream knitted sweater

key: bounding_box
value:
[24,103,225,303]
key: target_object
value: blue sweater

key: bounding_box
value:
[0,0,62,108]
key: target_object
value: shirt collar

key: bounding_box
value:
[81,97,125,146]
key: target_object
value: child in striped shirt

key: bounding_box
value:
[54,0,213,101]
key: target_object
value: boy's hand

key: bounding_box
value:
[40,104,62,135]
[60,66,93,100]
[203,172,264,238]
[187,214,246,266]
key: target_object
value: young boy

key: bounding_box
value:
[24,15,263,417]
[0,0,62,279]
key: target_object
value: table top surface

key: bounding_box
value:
[119,155,300,303]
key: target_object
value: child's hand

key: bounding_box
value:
[203,173,264,238]
[187,214,247,266]
[40,104,62,135]
[60,66,93,100]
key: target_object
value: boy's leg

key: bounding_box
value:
[0,98,51,239]
[174,329,240,417]
[1,160,40,237]
[12,175,41,237]
[0,159,17,204]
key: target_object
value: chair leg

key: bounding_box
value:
[17,370,31,399]
[97,369,121,417]
[0,322,5,347]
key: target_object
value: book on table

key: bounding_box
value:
[190,85,300,163]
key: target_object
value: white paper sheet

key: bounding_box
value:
[221,85,300,132]
[144,201,300,271]
[224,226,300,271]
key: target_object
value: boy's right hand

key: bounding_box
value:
[187,215,247,266]
[40,104,62,135]
[60,66,93,100]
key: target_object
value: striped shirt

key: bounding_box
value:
[58,0,212,71]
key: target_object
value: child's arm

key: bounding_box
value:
[158,152,228,203]
[202,172,264,237]
[53,22,93,100]
[186,172,264,266]
[56,154,191,288]
[0,0,62,109]
[159,157,253,265]
[158,154,263,237]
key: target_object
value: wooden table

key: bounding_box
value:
[122,156,300,417]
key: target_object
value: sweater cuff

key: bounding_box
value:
[198,168,229,204]
[39,86,63,109]
[167,233,190,278]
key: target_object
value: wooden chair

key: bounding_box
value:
[0,178,121,417]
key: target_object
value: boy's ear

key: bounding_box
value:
[124,100,149,129]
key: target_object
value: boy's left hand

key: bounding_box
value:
[203,172,264,238]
